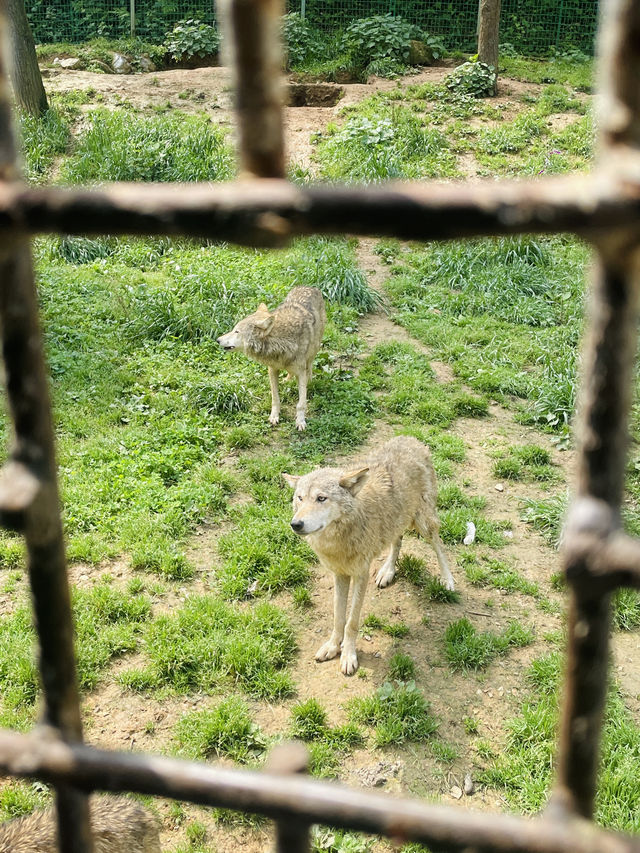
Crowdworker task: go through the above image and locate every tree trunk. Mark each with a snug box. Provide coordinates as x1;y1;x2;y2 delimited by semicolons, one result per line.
5;0;48;116
477;0;501;95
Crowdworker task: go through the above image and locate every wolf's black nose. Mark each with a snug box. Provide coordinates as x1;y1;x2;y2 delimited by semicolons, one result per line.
291;519;304;532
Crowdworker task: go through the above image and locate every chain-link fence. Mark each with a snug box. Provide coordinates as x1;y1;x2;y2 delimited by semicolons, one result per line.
28;0;598;55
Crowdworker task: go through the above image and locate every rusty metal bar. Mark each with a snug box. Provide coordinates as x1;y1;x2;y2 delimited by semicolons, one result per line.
265;742;311;853
218;0;286;178
0;171;637;246
1;729;639;853
555;0;640;820
0;6;93;851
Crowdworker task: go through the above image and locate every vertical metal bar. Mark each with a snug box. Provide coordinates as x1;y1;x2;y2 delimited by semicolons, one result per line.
265;742;311;853
0;4;93;851
300;0;306;19
554;0;640;820
219;0;286;178
130;0;135;39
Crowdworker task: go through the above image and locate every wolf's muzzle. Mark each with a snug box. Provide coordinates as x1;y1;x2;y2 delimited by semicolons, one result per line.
290;519;305;533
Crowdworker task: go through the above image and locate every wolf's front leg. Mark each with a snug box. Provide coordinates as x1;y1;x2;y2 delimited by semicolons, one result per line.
341;572;368;676
315;574;349;662
295;369;308;431
268;366;280;425
375;536;402;588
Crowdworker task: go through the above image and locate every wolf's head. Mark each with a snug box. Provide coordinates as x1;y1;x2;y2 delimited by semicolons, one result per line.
282;466;369;536
216;303;273;353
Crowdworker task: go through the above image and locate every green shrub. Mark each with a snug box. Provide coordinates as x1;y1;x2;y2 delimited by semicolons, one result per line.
164;19;221;61
175;696;265;762
348;680;438;746
282;13;320;67
445;61;497;97
342;15;420;70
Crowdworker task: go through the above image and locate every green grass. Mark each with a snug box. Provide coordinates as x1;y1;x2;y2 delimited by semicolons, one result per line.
18;108;70;183
388;652;416;681
461;554;539;597
289;698;364;777
361;613;410;638
0;582;151;718
492;444;557;482
481;652;640;830
118;596;296;700
61;109;235;184
444;617;534;671
348;681;438;747
174;696;266;763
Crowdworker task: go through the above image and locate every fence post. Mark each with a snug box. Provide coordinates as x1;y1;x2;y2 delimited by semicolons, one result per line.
266;742;311;853
130;0;135;38
477;0;500;94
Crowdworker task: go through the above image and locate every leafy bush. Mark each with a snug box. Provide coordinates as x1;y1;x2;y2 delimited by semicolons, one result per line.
164;19;221;61
365;58;408;78
282;13;319;67
445;61;497;97
341;15;419;70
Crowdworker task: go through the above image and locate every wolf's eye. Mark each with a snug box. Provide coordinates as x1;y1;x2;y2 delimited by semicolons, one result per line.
297;495;303;501
316;495;327;502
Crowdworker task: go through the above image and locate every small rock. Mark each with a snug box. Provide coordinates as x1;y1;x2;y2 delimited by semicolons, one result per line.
112;52;132;74
463;773;475;795
450;785;463;800
495;483;504;492
54;57;81;69
363;634;372;642
246;579;258;595
408;39;435;66
138;55;156;72
503;530;514;539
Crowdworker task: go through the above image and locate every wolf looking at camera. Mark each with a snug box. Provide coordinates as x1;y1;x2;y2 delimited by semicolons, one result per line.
283;435;454;676
216;286;326;431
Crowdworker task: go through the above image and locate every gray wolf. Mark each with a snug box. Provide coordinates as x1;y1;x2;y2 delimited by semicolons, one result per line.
283;435;454;676
0;797;161;852
217;287;326;431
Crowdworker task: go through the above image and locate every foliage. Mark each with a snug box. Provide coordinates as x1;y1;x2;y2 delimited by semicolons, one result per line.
445;61;497;98
61;110;234;183
348;681;438;746
119;597;296;700
164;19;221;61
18;108;69;184
341;15;421;70
444;618;533;671
282;13;320;68
175;696;265;762
163;19;220;61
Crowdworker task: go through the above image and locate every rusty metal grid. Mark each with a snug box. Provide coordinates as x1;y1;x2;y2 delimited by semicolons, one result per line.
0;0;639;851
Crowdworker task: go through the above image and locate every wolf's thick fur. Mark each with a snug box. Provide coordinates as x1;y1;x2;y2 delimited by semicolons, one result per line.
217;286;326;430
283;436;454;675
0;797;161;853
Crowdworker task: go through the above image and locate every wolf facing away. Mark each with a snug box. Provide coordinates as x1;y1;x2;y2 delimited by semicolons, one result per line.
216;286;326;431
0;796;162;853
283;436;454;676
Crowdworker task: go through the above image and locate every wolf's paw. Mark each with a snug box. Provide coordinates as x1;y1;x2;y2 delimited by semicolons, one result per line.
269;411;280;426
375;563;396;588
315;640;341;662
296;417;307;431
340;647;359;676
441;575;455;591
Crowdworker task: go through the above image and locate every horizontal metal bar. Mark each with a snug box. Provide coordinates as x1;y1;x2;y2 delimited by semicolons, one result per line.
0;172;638;246
0;729;638;853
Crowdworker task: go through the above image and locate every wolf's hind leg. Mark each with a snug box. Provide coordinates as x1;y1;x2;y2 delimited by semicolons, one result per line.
268;367;280;425
316;573;349;662
375;536;401;588
414;509;455;591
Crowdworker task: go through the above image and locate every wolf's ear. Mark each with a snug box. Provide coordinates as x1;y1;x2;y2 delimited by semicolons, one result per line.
339;467;369;495
254;314;274;331
256;302;270;314
282;473;299;489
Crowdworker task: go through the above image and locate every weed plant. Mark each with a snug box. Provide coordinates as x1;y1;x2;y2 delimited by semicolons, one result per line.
61;110;234;184
444;617;533;671
289;698;363;777
348;680;438;746
174;696;265;762
18;108;69;183
119;597;296;700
